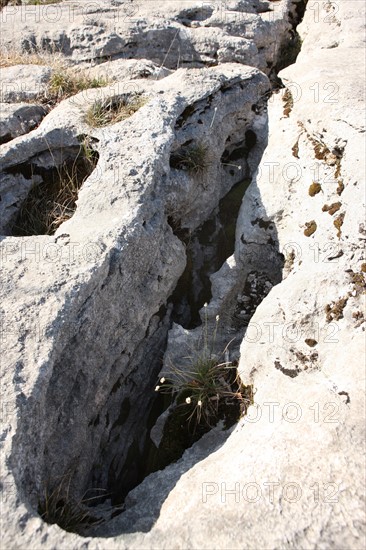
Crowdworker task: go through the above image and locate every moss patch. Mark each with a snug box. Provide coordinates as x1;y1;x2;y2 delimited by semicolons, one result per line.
292;139;299;158
322;202;341;215
348;270;366;295
325;297;348;322
282;88;293;117
305;338;317;347
304;220;317;237
334;212;345;238
308;182;321;196
336;180;345;195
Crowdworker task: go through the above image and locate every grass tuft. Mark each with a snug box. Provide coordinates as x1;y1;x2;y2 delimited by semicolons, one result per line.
47;70;108;103
85;94;147;127
0;47;108;104
38;472;112;534
156;311;252;431
170;142;209;175
1;1;63;7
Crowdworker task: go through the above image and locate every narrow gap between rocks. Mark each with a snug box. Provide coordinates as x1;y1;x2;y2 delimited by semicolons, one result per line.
12;0;309;537
170;177;252;329
90;0;308;531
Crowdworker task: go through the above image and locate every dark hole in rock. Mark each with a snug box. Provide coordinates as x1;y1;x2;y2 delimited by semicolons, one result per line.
274;31;302;72
170;178;251;329
221;130;257;166
9;142;99;236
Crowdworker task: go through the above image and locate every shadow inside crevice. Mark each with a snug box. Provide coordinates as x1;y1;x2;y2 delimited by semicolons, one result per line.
89;114;285;543
89;423;232;536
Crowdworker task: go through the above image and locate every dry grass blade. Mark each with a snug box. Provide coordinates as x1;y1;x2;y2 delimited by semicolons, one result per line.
1;0;63;8
38;472;108;534
13;140;98;236
170;142;209;175
47;70;109;103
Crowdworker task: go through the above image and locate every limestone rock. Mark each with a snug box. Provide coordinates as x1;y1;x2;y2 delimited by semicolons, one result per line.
0;0;296;73
93;1;365;548
0;64;51;102
85;58;172;82
0;102;48;143
0;63;270;548
0;0;364;549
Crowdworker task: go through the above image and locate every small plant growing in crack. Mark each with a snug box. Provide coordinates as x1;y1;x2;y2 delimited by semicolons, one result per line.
38;472;111;534
12;137;98;236
170;142;209;175
47;70;108;103
155;308;253;431
85;94;147;127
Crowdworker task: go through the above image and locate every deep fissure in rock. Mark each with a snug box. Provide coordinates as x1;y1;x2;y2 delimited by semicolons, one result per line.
104;170;255;507
8;0;310;536
93;0;309;525
170;177;252;329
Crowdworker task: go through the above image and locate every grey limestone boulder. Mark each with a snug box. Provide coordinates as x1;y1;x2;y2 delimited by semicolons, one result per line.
0;102;48;143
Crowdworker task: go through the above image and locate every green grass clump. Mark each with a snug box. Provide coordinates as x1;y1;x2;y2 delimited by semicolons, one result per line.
47;70;108;102
156;310;252;430
170;142;209;175
85;94;147;127
85;94;147;128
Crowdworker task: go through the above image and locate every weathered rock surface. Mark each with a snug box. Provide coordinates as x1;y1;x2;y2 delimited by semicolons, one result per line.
85;57;172;81
0;0;299;73
0;62;270;548
0;1;365;549
0;64;52;102
0;103;48;144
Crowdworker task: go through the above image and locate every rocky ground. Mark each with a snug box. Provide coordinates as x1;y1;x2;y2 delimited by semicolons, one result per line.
0;1;365;549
